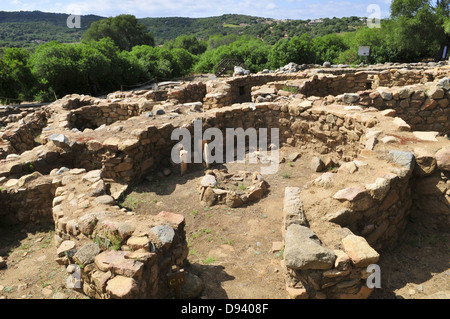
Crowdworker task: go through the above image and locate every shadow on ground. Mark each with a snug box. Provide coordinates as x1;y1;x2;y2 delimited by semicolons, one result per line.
370;207;450;299
0;222;54;258
185;262;235;299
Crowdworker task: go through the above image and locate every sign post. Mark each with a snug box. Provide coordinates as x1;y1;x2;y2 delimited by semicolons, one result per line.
358;46;370;66
167;265;186;299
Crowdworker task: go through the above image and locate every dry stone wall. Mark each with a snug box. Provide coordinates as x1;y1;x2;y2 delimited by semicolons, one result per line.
0;111;47;159
332;77;450;134
50;168;189;299
1;63;450;299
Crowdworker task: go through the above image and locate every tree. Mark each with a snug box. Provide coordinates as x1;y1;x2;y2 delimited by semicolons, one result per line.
193;36;270;74
0;47;35;103
82;15;155;51
268;34;315;69
166;35;207;55
312;33;348;64
29;40;147;100
130;45;196;80
386;1;446;61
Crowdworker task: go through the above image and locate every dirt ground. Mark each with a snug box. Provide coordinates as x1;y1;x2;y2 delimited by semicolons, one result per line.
0;148;449;299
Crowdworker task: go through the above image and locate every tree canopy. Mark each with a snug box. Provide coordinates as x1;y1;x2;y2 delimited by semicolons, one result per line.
82;15;155;51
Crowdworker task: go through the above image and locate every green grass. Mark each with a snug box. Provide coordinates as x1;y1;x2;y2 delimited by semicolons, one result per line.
281;172;291;179
94;234;122;251
275;249;284;259
202;228;212;234
191;210;199;216
223;239;234;246
121;195;143;210
203;257;216;264
223;24;240;28
282;85;299;94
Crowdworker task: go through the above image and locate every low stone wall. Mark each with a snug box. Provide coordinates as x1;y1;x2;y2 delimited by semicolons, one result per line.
97;101;365;184
0;166;190;299
302;72;372;97
0;172;54;225
282;125;450;299
167;82;207;104
51;169;189;299
412;147;450;227
204;74;307;109
0;111;47;159
327;151;415;250
371;68;449;89
282;187;379;299
69;102;141;130
332;77;450;134
1;65;450;300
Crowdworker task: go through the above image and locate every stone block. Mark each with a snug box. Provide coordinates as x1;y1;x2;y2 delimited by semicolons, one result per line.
341;235;380;267
284;224;335;270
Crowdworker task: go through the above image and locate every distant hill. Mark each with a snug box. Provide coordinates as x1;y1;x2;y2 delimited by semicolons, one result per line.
142;15;366;45
0;11;103;48
139;14;276;45
0;11;366;48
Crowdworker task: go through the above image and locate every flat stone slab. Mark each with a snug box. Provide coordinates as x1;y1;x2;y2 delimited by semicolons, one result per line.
333;187;367;202
389;150;415;171
106;276;138;299
392;117;411;131
284;224;335;270
82;170;102;183
412;131;439;142
95;251;128;272
333;187;372;211
57;240;76;257
200;174;217;187
48;134;69;147
381;136;400;144
283;187;308;228
110;258;144;279
127;236;151;251
95;195;115;206
341;235;379;267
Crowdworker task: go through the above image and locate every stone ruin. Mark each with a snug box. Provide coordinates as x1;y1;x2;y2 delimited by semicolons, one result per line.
198;170;268;208
0;61;449;299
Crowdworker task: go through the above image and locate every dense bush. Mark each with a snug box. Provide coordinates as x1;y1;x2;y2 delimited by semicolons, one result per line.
193;36;270;73
1;2;449;104
82;15;155;51
0;47;35;103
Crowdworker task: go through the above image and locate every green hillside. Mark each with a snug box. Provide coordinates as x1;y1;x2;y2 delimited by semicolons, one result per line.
0;11;103;48
0;11;365;48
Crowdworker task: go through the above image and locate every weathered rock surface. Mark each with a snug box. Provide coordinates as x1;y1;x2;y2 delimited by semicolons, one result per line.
284;224;335;270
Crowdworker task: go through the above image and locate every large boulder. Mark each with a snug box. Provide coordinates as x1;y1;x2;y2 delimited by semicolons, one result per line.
233;66;250;76
284;224;335;270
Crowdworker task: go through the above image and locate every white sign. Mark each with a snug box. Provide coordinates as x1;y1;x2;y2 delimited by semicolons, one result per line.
358;46;370;57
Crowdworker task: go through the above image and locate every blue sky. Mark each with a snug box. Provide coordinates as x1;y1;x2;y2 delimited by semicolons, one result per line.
2;0;393;20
